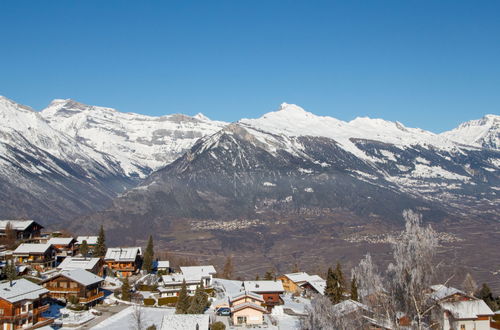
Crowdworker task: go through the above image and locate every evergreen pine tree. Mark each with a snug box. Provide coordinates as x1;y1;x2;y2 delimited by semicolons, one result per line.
350;275;359;301
121;277;131;301
4;260;17;285
332;262;345;304
324;267;335;301
187;281;208;314
176;279;190;314
80;240;89;258
95;225;107;257
477;283;498;311
143;235;154;273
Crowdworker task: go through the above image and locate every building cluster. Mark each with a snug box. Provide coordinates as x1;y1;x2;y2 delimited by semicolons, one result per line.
0;219;497;329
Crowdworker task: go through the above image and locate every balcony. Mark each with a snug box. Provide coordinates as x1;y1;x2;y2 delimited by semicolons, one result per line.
37;304;50;313
47;287;80;293
79;291;105;304
32;317;55;329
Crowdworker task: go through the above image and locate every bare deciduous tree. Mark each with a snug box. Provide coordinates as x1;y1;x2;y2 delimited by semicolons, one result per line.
462;273;477;296
131;304;144;330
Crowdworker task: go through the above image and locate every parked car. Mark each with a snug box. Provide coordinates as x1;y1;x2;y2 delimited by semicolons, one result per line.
216;307;231;316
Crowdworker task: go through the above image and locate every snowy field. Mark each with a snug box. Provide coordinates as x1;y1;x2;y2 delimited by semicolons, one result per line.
91;306;175;330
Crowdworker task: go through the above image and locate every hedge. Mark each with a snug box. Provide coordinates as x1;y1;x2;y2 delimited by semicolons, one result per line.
143;298;156;306
158;296;178;305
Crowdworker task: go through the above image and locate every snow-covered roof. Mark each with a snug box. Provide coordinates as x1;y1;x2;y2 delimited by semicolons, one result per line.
304;279;327;295
76;236;98;245
162;273;199;285
47;237;75;246
46;269;103;286
332;299;371;315
0;220;40;231
104;247;141;262
160;314;209;330
230;291;264;303
57;257;100;271
429;285;466;301
243;280;284;293
180;265;216;281
231;301;267;313
283;272;312;284
0;279;49;303
157;261;170;269
13;243;52;254
440;299;494;319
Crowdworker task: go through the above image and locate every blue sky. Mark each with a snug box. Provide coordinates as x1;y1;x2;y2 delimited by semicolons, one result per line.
1;1;499;132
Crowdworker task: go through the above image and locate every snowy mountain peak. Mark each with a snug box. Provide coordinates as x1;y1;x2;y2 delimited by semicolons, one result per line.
194;113;211;121
441;114;499;149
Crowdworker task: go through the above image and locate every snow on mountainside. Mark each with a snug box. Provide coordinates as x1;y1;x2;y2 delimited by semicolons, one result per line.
239;103;466;160
0;96;134;223
41;99;227;177
441;114;499;150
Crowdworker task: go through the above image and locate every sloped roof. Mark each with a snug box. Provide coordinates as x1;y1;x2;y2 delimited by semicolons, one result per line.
57;257;100;271
46;269;103;286
76;236;98;245
440;299;494;319
0;279;48;303
0;220;41;231
332;299;371;315
243;280;284;293
157;261;170;268
47;237;75;246
104;247;141;262
13;243;52;254
231;301;268;313
230;291;264;303
180;265;216;281
304;279;327;295
283;272;311;283
160;314;209;330
429;285;466;301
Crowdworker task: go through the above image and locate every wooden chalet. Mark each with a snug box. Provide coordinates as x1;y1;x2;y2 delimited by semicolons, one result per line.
41;269;104;305
0;220;43;241
0;279;53;329
104;247;142;277
242;280;284;312
12;244;56;271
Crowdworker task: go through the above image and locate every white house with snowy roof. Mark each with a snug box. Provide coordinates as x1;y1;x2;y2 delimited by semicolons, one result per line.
439;299;494;330
159;265;216;298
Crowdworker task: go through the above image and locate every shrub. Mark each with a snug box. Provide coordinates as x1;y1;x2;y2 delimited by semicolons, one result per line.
211;321;226;330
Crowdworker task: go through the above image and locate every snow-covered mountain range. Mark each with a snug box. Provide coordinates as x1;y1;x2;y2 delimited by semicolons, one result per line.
41;99;227;178
0;95;498;228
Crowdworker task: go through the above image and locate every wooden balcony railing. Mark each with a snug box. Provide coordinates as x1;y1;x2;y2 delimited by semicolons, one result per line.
47;287;80;293
32;317;55;329
79;291;104;303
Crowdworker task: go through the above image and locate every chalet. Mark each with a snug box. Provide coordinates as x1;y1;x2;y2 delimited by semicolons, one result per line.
0;279;53;329
179;266;216;288
12;243;56;271
156;261;170;273
47;237;77;262
277;272;326;295
229;291;266;325
0;220;43;240
41;269;104;305
104;247;142;277
159;265;216;298
439;299;494;329
242;280;284;311
56;257;104;276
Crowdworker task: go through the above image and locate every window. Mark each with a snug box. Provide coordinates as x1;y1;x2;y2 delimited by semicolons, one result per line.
237;316;247;324
0;308;4;315
460;325;465;330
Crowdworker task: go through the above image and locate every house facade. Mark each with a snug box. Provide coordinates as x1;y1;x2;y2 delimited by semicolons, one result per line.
12;243;56;271
277;272;326;296
42;269;104;305
0;279;53;329
230;291;266;326
104;247;142;277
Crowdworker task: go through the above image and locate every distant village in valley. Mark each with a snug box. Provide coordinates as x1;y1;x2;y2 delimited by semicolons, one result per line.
0;215;498;330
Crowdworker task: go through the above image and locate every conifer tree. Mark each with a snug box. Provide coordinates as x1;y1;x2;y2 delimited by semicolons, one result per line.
351;275;359;302
4;260;17;285
477;283;498;311
175;279;190;314
187;281;208;314
264;269;274;280
80;240;89;258
143;235;154;273
121;277;131;301
324;267;335;300
222;255;233;279
95;225;107;257
333;262;345;303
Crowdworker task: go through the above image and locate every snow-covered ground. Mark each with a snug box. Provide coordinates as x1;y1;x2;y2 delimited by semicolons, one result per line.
91;306;175;330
